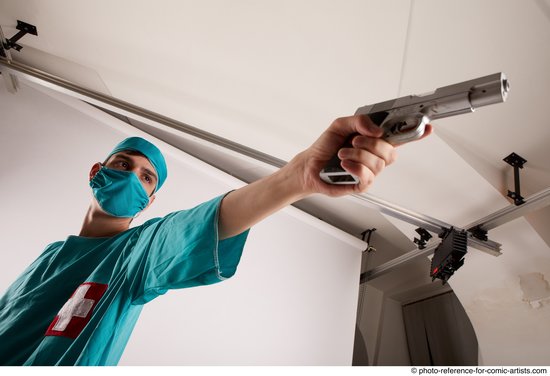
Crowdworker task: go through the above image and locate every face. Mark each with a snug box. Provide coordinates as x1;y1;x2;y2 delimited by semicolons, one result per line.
104;151;158;196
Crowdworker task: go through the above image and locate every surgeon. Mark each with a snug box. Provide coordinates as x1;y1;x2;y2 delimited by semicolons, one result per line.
0;115;431;366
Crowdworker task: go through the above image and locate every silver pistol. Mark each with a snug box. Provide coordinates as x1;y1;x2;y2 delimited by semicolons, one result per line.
320;72;510;185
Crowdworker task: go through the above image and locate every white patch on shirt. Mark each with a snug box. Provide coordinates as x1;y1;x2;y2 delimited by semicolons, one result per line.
52;284;95;331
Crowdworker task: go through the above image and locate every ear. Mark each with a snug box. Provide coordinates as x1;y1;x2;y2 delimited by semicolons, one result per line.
145;194;156;210
89;163;102;181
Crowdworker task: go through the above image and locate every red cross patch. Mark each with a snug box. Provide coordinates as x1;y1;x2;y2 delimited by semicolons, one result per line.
45;282;108;339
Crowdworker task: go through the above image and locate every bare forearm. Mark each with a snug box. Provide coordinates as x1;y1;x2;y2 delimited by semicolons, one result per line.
218;158;309;239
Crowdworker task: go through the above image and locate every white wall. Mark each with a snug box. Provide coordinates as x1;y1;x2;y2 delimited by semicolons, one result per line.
358;285;384;365
356;284;410;366
0;80;366;365
376;297;410;366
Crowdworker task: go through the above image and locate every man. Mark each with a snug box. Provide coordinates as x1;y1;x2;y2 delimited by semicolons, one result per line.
0;114;431;365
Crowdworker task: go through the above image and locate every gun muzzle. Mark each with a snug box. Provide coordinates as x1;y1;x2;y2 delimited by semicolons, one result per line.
469;72;509;109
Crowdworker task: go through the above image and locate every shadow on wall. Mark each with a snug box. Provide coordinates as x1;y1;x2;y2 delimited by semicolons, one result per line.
353;325;369;366
403;291;478;366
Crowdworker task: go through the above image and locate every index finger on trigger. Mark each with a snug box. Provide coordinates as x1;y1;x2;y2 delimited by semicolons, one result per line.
355;114;384;138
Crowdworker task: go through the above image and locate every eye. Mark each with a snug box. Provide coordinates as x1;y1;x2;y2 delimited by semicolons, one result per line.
143;175;152;184
114;160;129;169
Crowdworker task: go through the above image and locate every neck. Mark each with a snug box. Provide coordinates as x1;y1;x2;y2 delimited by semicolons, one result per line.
79;205;132;238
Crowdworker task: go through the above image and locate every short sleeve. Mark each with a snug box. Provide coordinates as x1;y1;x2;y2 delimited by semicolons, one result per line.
128;194;249;304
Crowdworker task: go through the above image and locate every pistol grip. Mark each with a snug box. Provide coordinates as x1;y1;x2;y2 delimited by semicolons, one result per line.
319;135;358;184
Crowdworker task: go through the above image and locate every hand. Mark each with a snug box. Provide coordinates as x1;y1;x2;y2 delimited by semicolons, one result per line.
286;114;433;197
218;115;432;238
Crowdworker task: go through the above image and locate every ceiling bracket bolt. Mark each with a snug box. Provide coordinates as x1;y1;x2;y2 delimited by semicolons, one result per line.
503;152;527;206
413;227;432;250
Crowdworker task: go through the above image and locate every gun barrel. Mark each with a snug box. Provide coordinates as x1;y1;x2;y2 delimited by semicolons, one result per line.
469;73;509;109
357;72;509;117
427;72;509;120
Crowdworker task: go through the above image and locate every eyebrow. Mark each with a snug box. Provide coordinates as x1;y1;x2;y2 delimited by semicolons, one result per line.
111;154;158;184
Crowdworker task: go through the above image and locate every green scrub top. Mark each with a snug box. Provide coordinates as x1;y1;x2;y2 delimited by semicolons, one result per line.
0;194;249;366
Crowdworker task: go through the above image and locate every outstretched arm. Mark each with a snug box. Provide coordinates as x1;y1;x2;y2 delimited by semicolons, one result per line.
218;114;432;239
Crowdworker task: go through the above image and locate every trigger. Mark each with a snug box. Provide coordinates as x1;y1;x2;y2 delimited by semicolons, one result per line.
391;119;417;134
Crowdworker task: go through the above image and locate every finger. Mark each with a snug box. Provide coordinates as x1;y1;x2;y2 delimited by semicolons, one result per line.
329;114;384;139
350;136;397;166
418;124;433;140
340;159;376;191
355;114;384;138
339;148;386;176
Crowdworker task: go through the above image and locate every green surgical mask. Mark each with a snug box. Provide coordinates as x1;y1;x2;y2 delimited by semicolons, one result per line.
89;165;150;218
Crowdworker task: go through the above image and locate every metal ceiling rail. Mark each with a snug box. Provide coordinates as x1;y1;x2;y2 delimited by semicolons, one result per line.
361;242;439;283
466;187;550;231
362;187;550;281
0;57;502;256
0;58;287;169
347;193;449;234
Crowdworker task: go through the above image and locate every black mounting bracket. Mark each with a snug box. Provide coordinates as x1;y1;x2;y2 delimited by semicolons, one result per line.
2;20;38;53
503;152;527;206
361;228;377;253
413;227;433;250
469;225;488;242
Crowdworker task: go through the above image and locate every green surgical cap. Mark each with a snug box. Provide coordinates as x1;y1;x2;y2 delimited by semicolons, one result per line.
107;137;167;192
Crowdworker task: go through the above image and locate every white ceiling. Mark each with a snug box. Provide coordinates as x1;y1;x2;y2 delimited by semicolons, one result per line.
1;0;549;304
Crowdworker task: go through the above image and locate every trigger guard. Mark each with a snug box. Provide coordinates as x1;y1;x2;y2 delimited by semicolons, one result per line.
382;114;429;144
